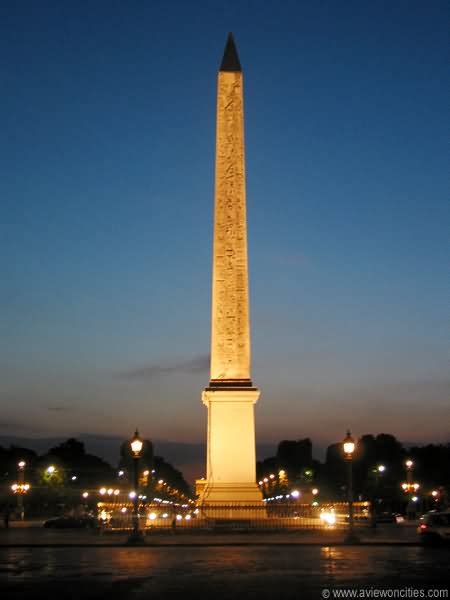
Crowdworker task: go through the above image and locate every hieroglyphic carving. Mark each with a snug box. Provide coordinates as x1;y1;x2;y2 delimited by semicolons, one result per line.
210;71;251;381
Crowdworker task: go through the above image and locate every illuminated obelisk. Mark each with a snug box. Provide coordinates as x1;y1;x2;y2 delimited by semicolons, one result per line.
200;34;262;504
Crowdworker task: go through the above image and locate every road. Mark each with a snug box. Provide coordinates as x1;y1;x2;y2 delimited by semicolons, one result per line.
1;544;449;599
0;521;421;545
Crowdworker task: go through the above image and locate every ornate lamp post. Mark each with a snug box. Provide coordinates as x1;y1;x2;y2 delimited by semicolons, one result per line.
127;429;145;544
11;461;30;521
370;464;386;529
17;461;26;520
404;459;416;520
343;430;359;543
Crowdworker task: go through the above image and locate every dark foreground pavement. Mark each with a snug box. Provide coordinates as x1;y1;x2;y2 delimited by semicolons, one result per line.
0;543;449;599
0;521;424;546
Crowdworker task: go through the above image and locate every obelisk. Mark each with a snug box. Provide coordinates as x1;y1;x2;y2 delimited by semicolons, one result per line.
200;34;262;504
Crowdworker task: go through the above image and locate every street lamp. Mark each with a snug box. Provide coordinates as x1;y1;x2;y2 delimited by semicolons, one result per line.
370;464;386;529
342;430;359;543
17;461;26;520
127;429;145;544
404;459;417;520
13;461;30;521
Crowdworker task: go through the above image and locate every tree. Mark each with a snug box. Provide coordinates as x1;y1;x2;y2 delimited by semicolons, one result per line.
39;438;114;487
276;438;313;481
49;438;85;461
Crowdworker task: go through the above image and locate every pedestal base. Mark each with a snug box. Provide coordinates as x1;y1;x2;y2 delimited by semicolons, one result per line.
200;482;263;504
198;483;264;519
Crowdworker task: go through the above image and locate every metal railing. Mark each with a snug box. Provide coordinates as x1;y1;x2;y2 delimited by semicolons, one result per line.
100;501;370;532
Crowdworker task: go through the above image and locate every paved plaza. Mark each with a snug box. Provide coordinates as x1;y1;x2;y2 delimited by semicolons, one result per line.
1;544;449;599
0;524;448;599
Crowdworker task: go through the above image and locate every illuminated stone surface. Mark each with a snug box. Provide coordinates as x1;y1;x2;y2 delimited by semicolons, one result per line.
210;67;250;383
201;34;262;505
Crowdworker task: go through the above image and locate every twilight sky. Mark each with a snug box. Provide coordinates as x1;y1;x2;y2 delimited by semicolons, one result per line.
1;1;448;472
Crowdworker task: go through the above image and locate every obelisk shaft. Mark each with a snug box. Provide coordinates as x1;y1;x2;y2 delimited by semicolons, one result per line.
210;36;251;385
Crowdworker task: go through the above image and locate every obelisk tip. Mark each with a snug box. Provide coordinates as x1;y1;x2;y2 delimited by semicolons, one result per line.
219;32;242;72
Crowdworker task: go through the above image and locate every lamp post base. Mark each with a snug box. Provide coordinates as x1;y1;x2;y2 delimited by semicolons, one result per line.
127;530;145;545
343;530;360;544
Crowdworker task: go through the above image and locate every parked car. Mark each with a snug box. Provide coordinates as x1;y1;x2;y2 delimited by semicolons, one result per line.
417;510;450;544
376;512;403;523
43;515;99;529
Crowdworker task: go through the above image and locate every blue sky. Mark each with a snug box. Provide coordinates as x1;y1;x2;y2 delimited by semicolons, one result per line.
1;1;448;471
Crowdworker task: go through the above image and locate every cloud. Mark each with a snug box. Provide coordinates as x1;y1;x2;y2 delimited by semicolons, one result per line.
116;354;210;381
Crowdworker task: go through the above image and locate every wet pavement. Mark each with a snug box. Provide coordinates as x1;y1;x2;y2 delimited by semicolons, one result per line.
0;522;422;546
0;541;449;599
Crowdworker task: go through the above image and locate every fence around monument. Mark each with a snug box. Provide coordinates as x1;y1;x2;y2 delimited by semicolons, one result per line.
99;501;370;531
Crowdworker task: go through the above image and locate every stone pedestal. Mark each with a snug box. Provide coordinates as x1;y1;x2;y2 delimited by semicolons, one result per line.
199;387;262;505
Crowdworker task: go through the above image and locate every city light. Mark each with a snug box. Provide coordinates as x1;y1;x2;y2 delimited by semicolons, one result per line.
99;488;106;495
130;430;143;457
343;431;356;457
320;511;336;526
401;482;420;492
312;488;319;495
46;465;56;474
82;492;89;498
18;461;26;469
291;490;300;499
11;483;30;493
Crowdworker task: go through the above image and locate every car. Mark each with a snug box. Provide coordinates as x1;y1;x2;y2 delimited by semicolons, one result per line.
43;515;99;529
376;512;404;524
417;510;450;544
